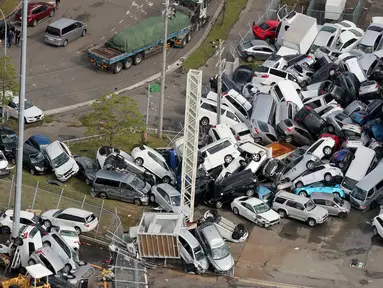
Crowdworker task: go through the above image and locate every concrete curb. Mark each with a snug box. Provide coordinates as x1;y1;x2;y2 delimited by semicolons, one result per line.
44;1;225;116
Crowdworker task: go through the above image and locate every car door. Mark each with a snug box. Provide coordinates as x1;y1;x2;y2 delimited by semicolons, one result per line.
54;213;74;227
22;150;31;170
32;6;44;22
295;127;312;145
40;5;50;19
147;151;166;178
157;187;172;211
325;199;338;215
305;165;325;184
119;182;135;203
73;22;84;39
375;217;383;237
240;202;255;221
285;200;300;220
250;47;267;59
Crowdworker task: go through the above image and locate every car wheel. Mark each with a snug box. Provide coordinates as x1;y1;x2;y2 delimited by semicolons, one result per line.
299;191;308;197
85;178;90;185
63;264;72;273
324;173;333;182
278;209;286;218
323;146;332;156
28;259;36;266
338;162;345;169
43;241;51;247
296;181;304;188
232;207;239;215
49;9;55;17
300;80;307;88
245;189;255;197
306;161;315;170
30;169;35;175
75;227;82;235
187;33;192;43
113;62;123;74
1;226;10;235
240;160;247;167
63;39;68;47
123;58;133;70
307;218;316;227
133;53;143;65
100;192;108;199
32;19;38;27
44;220;51;228
327;125;335;133
162;176;171;184
338;212;347;219
224;155;233;164
215;201;223;209
254;137;262;143
150;194;155;203
200;117;209;126
329;69;336;76
285;135;293;143
246;55;254;63
252;153;261;162
82;29;87;37
333;192;341;198
373;226;378;236
134;198;142;206
134;157;144;166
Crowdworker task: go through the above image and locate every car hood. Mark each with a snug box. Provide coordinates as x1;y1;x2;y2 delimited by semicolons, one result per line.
41;209;60;219
24;105;43;118
0;159;8;169
54;158;77;176
259;209;280;222
301;89;320;100
311;206;328;218
210;254;234;272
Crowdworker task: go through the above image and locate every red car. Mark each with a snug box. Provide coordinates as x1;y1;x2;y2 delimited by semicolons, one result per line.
15;2;55;27
320;133;341;152
252;20;280;42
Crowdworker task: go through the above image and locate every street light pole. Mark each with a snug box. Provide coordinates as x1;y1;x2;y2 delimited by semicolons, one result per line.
12;0;28;239
0;9;7;123
212;39;225;125
158;0;169;138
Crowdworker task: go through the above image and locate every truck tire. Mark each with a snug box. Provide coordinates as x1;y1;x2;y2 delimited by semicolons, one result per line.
133;53;143;65
123;58;133;69
113;62;123;74
187;33;192;43
181;38;187;47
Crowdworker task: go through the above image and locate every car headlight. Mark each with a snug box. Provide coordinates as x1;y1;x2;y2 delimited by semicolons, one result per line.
35;166;44;171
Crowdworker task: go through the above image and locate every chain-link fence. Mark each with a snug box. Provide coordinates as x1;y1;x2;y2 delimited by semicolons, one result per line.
0;175;120;243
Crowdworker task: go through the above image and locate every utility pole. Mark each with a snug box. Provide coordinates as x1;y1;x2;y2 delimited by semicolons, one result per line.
0;8;7;123
12;0;28;239
212;39;225;125
158;0;170;138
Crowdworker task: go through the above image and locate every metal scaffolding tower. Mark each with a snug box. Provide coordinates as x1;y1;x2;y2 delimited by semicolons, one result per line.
180;69;202;222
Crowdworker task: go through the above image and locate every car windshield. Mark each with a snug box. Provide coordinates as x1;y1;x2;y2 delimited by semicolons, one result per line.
29;152;45;164
131;177;145;190
305;199;316;211
267;54;281;61
253;202;270;213
51;152;69;168
60;230;78;237
240;41;253;49
211;244;230;260
194;246;206;261
342;176;358;190
233;70;251;84
85;159;99;170
343;129;360;137
333;194;344;206
25;100;33;109
358;44;373;54
53;209;63;217
260;23;269;30
1;133;17;144
351;186;367;201
321;26;337;33
309;44;320;54
170;195;180;206
368;25;383;33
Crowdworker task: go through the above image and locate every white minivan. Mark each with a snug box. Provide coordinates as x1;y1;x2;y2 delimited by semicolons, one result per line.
208;123;236;143
200;138;240;172
199;98;242;127
46;141;79;182
269;80;304;108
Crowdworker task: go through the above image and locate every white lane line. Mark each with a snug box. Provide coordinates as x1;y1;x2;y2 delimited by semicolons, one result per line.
119;20;123;23
126;10;130;15
111;28;115;32
101;36;105;40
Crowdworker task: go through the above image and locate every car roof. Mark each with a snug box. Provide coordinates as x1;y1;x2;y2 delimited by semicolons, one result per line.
48;18;79;29
276;190;310;203
29;134;51;145
179;229;200;248
314;30;335;46
231;122;249;132
23;143;41;154
34;246;65;271
199;222;224;248
361;26;383;45
62;208;93;217
157;183;179;196
250;39;273;48
45;141;64;159
310;192;335;200
242;197;263;205
5;209;36;219
95;169;133;182
265;19;279;26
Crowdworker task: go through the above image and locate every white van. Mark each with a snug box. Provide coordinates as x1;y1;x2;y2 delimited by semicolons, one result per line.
200;138;240;172
270;80;304;108
341;146;377;194
338;53;368;83
208;123;236;143
253;66;301;92
199;98;242;127
46;140;79;182
230;123;254;143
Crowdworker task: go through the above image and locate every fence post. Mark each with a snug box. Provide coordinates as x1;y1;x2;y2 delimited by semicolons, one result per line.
56;188;64;209
96;200;105;233
80;195;87;210
31;181;39;209
7;175;14;209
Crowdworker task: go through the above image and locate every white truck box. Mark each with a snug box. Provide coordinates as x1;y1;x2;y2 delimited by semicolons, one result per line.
325;0;346;20
282;14;318;55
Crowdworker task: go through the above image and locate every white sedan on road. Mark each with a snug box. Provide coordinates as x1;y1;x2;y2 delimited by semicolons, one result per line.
293;163;344;188
231;196;280;227
7;97;44;123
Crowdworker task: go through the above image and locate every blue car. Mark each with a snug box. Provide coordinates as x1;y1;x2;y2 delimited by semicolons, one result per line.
295;182;346;198
25;134;52;154
363;119;383;142
350;110;369;125
330;149;354;171
255;185;274;205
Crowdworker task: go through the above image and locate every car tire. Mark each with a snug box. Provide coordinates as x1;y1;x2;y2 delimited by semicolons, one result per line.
150;194;155;203
63;39;68;47
324;173;333;182
134;157;144;166
245;189;255;197
215;201;223;209
49;9;55;17
327;125;335;133
43;241;51;247
285;135;293;143
306;161;315;170
338;212;347;219
200;117;209;126
232;207;239;215
300;80;307;88
133;53;143;65
113;62;123;74
85;178;90;185
296;181;304;188
181;38;187;47
224;155;233;164
30;169;35;175
323;146;332;156
329;69;336;76
32;19;38;27
187;33;192;43
252;153;261;162
82;29;87;37
1;226;10;235
264;37;272;43
162;176;171;184
63;264;72;273
246;55;254;63
100;192;108;199
75;227;82;235
299;191;308;197
123;58;133;70
278;209;286;218
44;220;52;228
28;259;36;266
134;198;142;206
338;162;345;169
307;218;316;227
333;192;341;198
373;226;378;236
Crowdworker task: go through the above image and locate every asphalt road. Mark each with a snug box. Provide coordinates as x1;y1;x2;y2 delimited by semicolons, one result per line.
6;0;219;111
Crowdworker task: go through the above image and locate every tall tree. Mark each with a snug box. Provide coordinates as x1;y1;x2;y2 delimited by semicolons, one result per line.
83;93;145;146
0;56;19;121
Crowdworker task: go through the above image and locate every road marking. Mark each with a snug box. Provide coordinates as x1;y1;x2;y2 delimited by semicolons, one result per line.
101;36;105;40
126;10;130;15
235;278;314;288
111;28;115;32
119;19;123;23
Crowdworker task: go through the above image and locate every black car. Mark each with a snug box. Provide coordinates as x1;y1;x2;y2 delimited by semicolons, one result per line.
23;144;50;175
367;99;383;120
330;149;354;171
0;126;17;162
232;65;254;91
310;62;339;84
210;72;241;93
295;106;327;137
204;170;257;209
335;71;360;104
75;156;100;185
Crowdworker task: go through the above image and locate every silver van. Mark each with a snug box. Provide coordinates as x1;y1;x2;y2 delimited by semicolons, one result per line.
275;101;299;125
341;146;377;194
92;170;150;205
45;18;87;47
350;160;383;211
247;93;277;144
311;192;351;218
272;191;329;227
179;229;209;274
